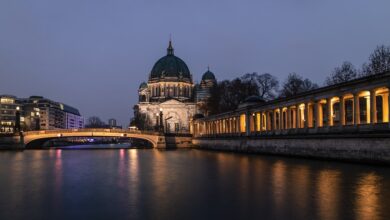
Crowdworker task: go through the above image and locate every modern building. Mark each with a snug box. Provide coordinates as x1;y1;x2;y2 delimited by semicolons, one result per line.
0;95;21;134
1;95;84;132
108;118;117;128
134;41;217;133
64;105;84;129
108;118;122;129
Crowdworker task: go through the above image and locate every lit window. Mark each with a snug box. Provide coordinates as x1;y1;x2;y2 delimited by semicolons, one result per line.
0;98;14;104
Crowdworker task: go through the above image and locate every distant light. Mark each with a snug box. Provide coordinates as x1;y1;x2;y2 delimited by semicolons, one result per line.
57;133;62;137
16;106;20;111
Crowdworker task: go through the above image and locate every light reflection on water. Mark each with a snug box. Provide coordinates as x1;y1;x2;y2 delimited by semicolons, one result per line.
0;149;389;220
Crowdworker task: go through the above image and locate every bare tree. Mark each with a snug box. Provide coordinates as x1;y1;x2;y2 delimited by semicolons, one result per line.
241;72;279;101
325;61;357;85
85;116;106;128
206;78;259;115
361;45;390;76
279;73;318;98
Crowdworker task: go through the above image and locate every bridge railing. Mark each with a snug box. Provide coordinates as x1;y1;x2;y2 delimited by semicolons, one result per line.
23;129;161;136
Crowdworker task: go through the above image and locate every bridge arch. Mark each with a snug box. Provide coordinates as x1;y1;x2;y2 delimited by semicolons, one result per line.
22;129;165;149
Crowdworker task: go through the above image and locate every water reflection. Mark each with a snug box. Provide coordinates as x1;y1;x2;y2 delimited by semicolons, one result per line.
355;173;381;220
291;165;310;218
316;169;341;220
272;160;287;216
0;150;389;220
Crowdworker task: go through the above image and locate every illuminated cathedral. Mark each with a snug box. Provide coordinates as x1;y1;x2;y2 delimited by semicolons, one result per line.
134;41;217;133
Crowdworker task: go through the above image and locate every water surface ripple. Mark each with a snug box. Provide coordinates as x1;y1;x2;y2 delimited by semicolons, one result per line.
0;149;389;220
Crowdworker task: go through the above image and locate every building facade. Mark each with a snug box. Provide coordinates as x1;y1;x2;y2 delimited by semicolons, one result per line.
0;95;84;133
134;41;217;133
192;72;390;137
0;95;21;134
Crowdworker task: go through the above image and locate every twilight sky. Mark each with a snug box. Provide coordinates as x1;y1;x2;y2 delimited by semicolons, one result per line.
1;0;390;126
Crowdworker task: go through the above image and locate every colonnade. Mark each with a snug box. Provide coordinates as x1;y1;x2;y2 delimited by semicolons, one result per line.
193;86;390;137
149;83;193;99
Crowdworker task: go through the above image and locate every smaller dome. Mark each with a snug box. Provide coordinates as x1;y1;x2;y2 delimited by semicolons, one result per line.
202;69;216;81
139;82;147;89
243;95;265;103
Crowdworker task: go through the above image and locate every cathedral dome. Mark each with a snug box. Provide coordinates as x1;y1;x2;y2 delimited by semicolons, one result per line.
202;68;216;81
149;41;191;82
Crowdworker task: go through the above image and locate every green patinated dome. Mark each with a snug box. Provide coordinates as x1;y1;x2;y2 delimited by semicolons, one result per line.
149;41;191;81
139;82;147;89
202;69;216;81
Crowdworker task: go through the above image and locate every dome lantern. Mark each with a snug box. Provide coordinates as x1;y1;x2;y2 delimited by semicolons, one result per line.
167;40;174;56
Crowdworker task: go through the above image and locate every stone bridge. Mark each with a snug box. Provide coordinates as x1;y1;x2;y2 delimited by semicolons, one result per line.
19;129;167;149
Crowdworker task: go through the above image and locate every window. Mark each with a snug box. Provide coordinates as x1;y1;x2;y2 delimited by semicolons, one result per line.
0;98;14;104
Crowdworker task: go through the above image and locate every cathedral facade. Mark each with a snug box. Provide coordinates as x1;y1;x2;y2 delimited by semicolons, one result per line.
133;41;217;133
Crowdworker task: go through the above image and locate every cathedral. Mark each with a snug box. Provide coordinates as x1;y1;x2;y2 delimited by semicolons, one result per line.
134;41;217;133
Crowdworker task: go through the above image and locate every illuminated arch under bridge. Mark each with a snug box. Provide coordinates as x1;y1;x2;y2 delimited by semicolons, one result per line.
21;129;167;149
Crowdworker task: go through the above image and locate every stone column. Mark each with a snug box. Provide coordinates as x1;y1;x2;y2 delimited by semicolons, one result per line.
267;112;271;131
340;96;345;126
284;109;288;129
387;91;390;123
259;112;263;132
315;101;320;128
287;108;291;129
252;113;256;133
354;94;360;125
246;112;250;136
370;89;377;124
304;103;309;128
278;108;282;130
237;117;240;133
235;117;239;133
327;97;333;127
296;104;300;129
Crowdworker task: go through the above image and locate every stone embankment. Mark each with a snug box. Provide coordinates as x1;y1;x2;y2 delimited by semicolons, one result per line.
193;134;390;165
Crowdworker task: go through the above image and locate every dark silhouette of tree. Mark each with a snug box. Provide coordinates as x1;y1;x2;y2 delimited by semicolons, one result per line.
131;105;149;130
206;78;259;115
325;61;357;85
85;116;107;128
241;72;279;101
361;45;390;76
279;73;318;98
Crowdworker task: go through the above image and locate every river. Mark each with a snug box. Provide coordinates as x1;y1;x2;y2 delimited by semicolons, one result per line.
0;147;389;220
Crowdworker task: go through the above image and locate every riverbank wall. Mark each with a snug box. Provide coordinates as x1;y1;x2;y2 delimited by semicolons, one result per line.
192;134;390;165
0;136;23;150
164;134;193;148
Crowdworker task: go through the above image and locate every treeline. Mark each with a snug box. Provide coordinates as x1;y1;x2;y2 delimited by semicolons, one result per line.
204;45;390;115
85;116;109;128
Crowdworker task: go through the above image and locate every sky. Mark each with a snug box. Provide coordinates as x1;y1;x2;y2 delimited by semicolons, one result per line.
1;0;390;126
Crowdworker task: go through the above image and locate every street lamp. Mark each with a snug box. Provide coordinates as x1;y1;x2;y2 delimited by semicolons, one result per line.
155;113;159;131
14;106;21;133
35;111;40;131
159;108;164;133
